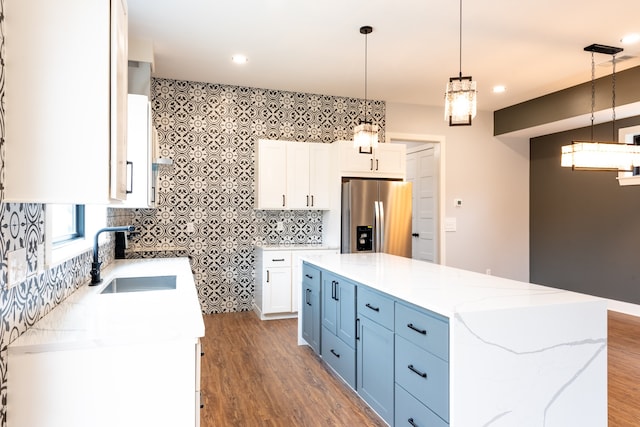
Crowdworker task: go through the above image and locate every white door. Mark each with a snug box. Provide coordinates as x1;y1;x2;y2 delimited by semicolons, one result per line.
407;144;438;263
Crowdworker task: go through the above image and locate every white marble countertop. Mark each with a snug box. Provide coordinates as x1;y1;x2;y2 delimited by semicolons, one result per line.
9;257;205;354
255;244;339;251
300;252;603;317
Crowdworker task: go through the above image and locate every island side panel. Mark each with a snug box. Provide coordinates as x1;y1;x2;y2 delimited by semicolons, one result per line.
450;300;607;426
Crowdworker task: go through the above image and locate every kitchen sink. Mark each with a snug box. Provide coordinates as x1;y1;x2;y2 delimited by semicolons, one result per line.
100;275;177;294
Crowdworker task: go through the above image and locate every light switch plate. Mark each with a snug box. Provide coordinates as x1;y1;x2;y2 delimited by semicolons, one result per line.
7;248;28;288
444;217;457;232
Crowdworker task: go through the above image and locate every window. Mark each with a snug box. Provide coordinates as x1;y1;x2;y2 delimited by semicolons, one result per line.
50;204;85;245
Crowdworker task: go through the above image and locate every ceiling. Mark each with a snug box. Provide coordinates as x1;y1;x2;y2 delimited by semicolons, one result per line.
127;0;640;113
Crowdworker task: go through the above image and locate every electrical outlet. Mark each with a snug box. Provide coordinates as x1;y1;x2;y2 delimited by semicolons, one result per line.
7;248;28;288
37;243;45;273
186;223;195;233
276;221;284;232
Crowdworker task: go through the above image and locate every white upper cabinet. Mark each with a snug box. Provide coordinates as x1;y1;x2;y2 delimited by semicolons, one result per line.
337;141;406;179
255;140;288;209
4;0;128;204
255;140;332;210
287;143;331;209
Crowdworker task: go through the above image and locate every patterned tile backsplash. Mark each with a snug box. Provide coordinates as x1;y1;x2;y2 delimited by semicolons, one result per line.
129;78;385;314
0;0;384;423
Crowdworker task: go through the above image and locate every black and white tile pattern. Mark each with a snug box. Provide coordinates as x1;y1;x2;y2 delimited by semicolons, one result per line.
129;78;385;314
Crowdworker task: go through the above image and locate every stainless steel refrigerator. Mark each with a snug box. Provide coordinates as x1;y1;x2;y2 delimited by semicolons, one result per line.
341;179;412;258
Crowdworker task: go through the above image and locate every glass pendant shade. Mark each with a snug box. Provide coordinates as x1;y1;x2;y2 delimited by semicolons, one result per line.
353;122;379;149
444;76;477;126
561;141;640;171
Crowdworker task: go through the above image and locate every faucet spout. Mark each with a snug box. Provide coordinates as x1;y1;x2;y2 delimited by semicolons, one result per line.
90;225;135;285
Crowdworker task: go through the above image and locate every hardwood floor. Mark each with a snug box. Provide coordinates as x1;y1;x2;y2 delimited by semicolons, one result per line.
608;311;640;426
200;310;640;426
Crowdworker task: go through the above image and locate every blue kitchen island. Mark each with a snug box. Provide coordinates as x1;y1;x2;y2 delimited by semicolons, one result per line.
298;252;607;427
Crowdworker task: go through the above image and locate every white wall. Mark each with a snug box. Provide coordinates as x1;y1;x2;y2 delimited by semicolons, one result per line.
386;102;530;281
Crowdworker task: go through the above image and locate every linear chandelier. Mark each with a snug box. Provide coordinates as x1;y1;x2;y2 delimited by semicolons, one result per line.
561;44;640;171
353;25;379;150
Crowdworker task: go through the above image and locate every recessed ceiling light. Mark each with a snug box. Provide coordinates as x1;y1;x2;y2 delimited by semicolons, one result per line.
231;54;248;64
492;85;506;93
621;33;640;45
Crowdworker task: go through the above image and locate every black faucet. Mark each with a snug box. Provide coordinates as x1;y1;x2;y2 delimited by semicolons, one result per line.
90;225;135;285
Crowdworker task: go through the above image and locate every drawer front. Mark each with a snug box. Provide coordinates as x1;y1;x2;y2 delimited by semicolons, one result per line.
395;384;448;427
263;250;291;268
395;335;449;422
358;286;394;330
302;263;321;288
321;327;356;389
395;302;449;361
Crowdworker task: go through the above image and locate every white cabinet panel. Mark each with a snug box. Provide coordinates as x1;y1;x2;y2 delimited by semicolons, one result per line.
4;0;128;204
337;140;406;179
255;140;332;210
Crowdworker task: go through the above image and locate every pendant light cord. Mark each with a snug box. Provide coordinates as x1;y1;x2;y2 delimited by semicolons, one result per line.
364;30;368;123
590;51;595;141
458;0;463;79
612;54;617;141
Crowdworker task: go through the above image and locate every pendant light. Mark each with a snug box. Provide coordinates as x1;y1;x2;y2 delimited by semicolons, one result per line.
444;0;477;126
353;25;379;150
560;44;640;171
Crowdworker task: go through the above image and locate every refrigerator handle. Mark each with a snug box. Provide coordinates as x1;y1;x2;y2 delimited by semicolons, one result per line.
374;201;380;252
379;201;385;252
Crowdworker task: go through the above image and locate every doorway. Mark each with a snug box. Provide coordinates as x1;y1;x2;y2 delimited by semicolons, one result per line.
388;134;443;264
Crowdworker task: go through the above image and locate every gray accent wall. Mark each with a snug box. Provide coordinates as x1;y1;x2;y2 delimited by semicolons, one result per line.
530;116;640;303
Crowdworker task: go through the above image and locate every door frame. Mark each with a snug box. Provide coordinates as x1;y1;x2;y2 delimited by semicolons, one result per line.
386;132;445;265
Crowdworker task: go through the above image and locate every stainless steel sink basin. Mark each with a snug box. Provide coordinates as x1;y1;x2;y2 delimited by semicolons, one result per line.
100;275;177;294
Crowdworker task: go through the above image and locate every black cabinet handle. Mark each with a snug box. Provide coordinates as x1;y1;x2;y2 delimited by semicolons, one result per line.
266;270;270;283
408;418;418;427
376;159;379;171
306;195;309;207
305;288;311;306
407;323;427;335
311;195;314;207
412;233;419;238
271;258;285;262
330;349;340;358
305;274;313;279
370;158;374;171
126;161;134;194
282;194;285;207
356;318;360;340
408;364;427;378
365;303;380;312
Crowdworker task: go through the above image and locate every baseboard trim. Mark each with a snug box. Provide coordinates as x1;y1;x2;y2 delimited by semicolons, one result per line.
607;299;640;317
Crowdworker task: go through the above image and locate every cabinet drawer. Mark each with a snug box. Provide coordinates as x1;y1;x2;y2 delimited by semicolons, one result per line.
395;384;448;427
395;335;449;422
263;251;291;267
302;263;321;288
321;326;356;389
357;286;394;330
395;302;449;361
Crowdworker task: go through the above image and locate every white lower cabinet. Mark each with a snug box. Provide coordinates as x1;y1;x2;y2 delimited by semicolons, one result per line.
254;247;339;320
8;338;200;427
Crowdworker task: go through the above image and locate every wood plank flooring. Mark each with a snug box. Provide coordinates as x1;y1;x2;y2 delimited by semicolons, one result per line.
200;310;640;426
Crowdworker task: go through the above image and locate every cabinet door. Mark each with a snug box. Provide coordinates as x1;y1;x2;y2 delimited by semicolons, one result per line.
287;143;311;208
308;143;332;209
255;140;288;209
374;144;406;176
302;263;321;354
357;315;395;425
4;0;120;203
339;141;375;174
110;0;129;201
322;273;338;333
118;94;152;208
263;267;292;314
336;279;356;347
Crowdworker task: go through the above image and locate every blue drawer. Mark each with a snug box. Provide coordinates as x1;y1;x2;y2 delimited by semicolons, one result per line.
395;383;448;427
395;302;449;362
395;335;449;422
358;286;394;330
321;326;356;389
302;263;321;288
